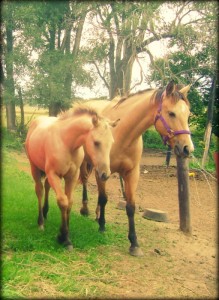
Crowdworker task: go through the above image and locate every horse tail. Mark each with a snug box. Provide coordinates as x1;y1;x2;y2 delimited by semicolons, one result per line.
40;170;46;178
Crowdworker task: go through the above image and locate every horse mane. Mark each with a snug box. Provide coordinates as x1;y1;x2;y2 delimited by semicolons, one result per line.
58;103;99;120
113;88;154;107
152;84;190;106
114;84;190;108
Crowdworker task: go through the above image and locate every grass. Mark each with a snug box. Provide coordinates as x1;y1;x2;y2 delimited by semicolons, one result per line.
1;109;216;297
3;130;214;298
1;151;129;298
1;148;169;299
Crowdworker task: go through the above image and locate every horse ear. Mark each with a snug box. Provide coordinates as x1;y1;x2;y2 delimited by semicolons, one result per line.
109;118;120;128
165;80;176;96
92;115;99;127
179;84;191;97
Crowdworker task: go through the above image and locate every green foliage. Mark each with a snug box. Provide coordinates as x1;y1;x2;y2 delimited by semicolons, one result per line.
146;2;217;132
142;128;216;172
191;129;217;158
142;129;166;150
2;0;93;115
1;127;24;151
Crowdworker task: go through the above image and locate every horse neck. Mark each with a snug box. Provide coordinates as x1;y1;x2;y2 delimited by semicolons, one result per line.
110;91;158;146
59;115;92;149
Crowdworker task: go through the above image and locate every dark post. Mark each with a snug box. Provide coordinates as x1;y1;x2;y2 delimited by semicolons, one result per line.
176;156;192;234
165;145;172;167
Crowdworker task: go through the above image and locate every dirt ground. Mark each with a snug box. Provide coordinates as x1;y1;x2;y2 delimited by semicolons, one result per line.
13;149;218;298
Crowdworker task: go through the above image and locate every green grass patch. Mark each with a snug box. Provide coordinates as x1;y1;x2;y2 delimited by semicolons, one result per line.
1;151;128;298
1;127;24;151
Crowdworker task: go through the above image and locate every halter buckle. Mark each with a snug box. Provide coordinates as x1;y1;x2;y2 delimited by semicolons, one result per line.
167;130;174;138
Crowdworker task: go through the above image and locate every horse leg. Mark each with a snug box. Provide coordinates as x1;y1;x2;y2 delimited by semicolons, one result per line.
80;161;93;216
43;177;50;219
80;180;89;216
30;164;44;230
47;172;73;250
122;166;143;256
64;169;78;232
95;203;100;222
95;171;107;232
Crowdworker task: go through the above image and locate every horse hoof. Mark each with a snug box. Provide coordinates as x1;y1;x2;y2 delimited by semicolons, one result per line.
38;225;44;231
98;226;105;233
80;207;89;216
129;246;144;257
66;244;73;251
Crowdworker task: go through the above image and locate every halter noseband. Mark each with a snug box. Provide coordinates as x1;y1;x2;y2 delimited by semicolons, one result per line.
154;92;191;145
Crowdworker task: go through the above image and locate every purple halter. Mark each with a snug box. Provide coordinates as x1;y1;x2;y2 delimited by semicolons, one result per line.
154;92;191;145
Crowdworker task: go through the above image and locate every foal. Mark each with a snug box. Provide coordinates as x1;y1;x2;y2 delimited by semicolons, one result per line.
25;105;118;250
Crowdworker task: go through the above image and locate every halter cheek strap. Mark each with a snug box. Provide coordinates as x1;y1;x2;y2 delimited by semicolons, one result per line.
154;93;191;145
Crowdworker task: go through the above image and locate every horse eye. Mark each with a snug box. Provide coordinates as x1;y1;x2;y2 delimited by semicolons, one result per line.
94;141;100;147
168;111;176;118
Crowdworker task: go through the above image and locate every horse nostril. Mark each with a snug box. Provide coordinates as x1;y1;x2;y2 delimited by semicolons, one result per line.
183;146;190;157
101;173;109;181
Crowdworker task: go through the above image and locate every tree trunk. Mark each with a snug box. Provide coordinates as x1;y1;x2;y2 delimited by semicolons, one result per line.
201;76;216;168
5;13;16;130
63;22;72;101
108;31;136;99
123;53;135;96
109;39;117;99
6;103;16;131
63;12;86;102
49;102;61;116
18;87;25;134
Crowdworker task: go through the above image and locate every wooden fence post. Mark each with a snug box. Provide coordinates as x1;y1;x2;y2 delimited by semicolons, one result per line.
176;156;192;234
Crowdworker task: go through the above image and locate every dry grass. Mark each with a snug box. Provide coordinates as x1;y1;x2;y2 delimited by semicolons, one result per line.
1;105;48;127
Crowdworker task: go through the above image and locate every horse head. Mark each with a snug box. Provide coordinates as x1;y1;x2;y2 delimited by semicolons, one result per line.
154;81;194;158
85;115;119;181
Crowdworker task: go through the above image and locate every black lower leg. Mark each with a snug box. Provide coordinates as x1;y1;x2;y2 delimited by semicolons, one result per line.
43;201;49;219
126;203;139;249
98;194;107;232
57;226;72;247
38;211;44;227
57;207;72;249
43;179;50;219
80;184;89;216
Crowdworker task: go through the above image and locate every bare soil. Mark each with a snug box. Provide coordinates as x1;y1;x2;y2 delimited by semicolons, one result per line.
13;149;218;299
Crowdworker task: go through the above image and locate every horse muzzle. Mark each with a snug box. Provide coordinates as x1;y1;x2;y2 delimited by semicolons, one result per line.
96;166;111;181
100;172;110;181
174;143;194;158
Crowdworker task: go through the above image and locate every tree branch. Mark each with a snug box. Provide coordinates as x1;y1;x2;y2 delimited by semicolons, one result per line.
130;55;144;92
136;33;175;54
144;48;166;85
92;61;110;90
72;14;86;56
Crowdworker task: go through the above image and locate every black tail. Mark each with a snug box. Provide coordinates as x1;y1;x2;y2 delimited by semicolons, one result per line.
40;170;46;178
